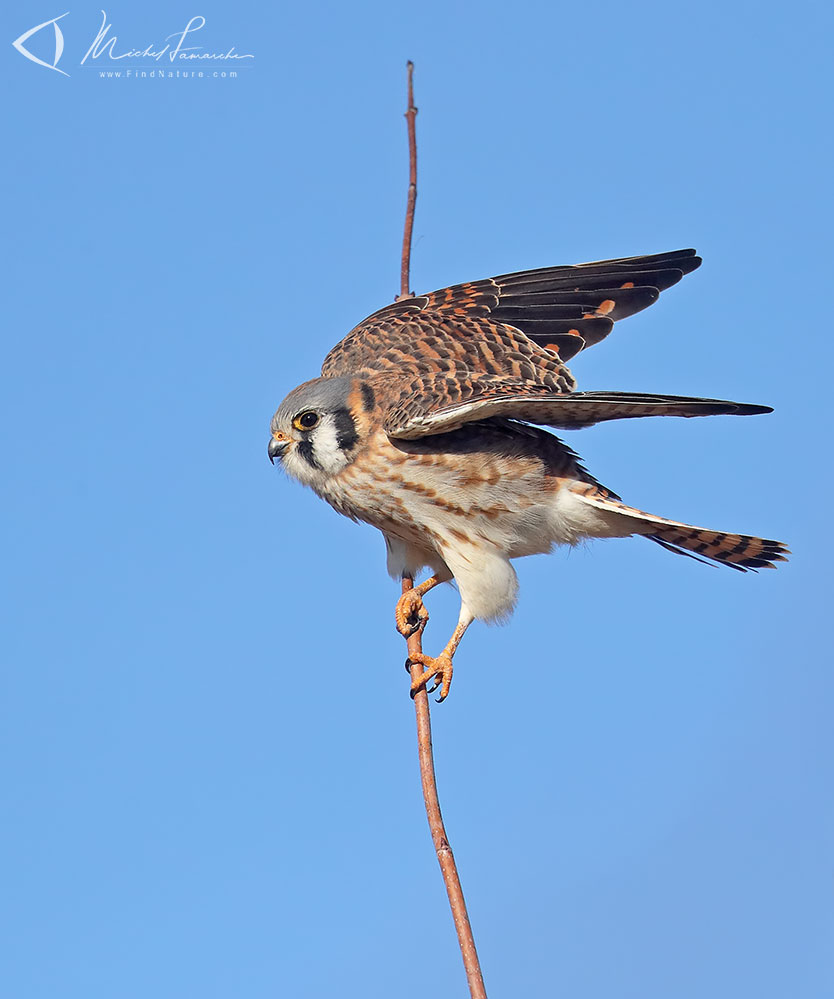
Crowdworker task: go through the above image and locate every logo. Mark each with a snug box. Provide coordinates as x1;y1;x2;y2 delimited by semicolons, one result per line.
12;11;254;79
12;12;69;76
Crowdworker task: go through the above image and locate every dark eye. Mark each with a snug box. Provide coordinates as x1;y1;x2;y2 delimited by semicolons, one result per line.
292;411;319;431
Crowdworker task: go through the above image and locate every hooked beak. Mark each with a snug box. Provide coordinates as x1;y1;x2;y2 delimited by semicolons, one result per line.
268;435;289;464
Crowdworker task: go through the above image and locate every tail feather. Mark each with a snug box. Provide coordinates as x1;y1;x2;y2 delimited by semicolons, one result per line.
645;527;789;572
570;486;790;572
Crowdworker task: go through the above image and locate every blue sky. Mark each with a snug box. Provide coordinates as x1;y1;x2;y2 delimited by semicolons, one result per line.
3;2;831;996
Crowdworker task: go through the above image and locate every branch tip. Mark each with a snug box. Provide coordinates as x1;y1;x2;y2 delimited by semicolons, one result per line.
398;61;418;301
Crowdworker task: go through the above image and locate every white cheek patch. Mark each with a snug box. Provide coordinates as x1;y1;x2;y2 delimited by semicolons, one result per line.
309;414;352;475
282;413;352;487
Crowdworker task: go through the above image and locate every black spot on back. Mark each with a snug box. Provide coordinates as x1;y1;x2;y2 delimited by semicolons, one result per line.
334;408;359;451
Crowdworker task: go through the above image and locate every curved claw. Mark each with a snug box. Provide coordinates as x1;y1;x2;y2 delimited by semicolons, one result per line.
408;653;454;702
395;589;429;638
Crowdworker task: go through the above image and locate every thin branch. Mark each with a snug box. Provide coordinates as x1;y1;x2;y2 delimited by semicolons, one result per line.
401;577;488;999
397;61;418;301
395;62;486;999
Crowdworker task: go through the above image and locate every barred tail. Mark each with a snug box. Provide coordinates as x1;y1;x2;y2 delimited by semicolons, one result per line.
645;525;789;571
569;486;790;572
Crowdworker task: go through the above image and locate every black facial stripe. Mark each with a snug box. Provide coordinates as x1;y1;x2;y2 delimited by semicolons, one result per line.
333;408;359;451
359;382;375;412
296;440;321;470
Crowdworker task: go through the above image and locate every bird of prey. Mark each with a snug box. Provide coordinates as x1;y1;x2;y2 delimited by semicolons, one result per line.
269;249;788;700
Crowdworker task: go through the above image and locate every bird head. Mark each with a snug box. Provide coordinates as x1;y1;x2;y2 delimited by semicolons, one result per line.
268;375;372;487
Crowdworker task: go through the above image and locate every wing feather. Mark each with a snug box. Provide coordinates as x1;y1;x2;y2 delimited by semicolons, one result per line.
383;388;772;439
322;248;701;376
316;248;768;441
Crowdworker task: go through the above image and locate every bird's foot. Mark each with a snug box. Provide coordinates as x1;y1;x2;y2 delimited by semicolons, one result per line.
395;589;429;637
408;653;454;702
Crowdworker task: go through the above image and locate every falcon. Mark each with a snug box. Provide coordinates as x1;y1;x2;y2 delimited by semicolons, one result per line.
268;249;788;700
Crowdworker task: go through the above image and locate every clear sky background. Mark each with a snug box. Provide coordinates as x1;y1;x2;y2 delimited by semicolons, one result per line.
4;2;832;997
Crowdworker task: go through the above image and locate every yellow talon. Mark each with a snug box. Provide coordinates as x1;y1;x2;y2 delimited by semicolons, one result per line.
409;653;454;702
395;589;429;637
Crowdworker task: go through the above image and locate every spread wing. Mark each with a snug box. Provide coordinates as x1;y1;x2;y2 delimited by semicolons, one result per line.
382;383;772;439
319;247;772;438
322;248;702;376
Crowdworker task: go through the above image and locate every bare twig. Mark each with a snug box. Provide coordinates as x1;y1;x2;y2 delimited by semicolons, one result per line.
397;61;418;301
402;577;488;999
397;62;488;999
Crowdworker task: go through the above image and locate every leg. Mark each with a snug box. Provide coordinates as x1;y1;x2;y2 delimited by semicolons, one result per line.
409;605;474;702
395;569;452;637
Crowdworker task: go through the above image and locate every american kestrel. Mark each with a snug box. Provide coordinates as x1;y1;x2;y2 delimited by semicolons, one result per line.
269;249;788;699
